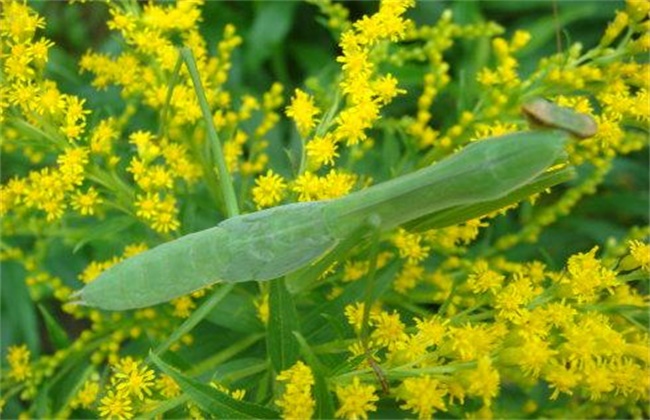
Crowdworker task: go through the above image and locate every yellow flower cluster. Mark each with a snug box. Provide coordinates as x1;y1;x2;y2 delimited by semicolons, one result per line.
286;89;321;138
76;356;228;420
336;234;649;417
335;376;379;420
404;12;504;149
7;345;32;382
334;1;412;146
397;375;447;419
0;4;102;225
275;361;316;419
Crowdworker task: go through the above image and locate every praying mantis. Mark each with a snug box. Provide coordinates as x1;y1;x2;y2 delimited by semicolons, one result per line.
73;99;595;310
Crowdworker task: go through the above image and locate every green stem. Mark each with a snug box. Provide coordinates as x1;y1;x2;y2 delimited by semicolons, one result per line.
216;360;269;384
360;217;382;349
149;283;235;359
617;271;649;283
186;333;265;376
181;47;239;218
157;51;184;139
139;395;190;420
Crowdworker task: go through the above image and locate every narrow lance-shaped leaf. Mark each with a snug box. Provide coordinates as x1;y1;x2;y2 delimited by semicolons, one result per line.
149;352;278;419
267;278;300;373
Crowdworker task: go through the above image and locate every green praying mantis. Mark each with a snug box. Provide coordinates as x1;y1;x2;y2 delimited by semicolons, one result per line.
73;98;596;310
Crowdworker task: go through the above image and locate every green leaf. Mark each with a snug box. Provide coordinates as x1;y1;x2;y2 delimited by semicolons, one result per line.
1;262;39;352
267;277;300;373
52;364;95;418
139;395;189;420
34;351;92;418
205;291;263;333
150;352;278;419
246;2;298;71
37;304;70;349
71;216;135;252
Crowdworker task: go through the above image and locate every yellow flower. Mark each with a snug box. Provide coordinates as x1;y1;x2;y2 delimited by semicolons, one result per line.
156;374;181;398
413;316;447;348
79;258;119;284
544;359;582;399
344;302;366;332
150;194;180;233
317;169;356;200
398;375;447;420
7;344;32;382
161;142;202;183
171;295;196;318
467;260;504;294
334;104;375;145
448;323;505;362
57;147;89;186
275;361;315;420
466;356;500;408
61;95;90;141
335;377;379;420
393;263;424;294
254;293;269;325
90;118;119;154
562;247;617;303
581;360;615;400
392;229;430;264
252;169;287;209
511;336;557;378
292;171;322;202
561;312;627;362
122;243;148;258
285;89;320;137
493;276;536;322
71;187;103;216
0;2;45;43
600;10;629;47
371;74;406;104
98;390;133;420
129;130;160;161
113;359;156;400
342;259;369;282
628;240;650;271
72;378;101;409
305;133;339;168
135;193;180;233
370;310;408;351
